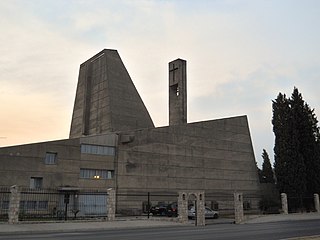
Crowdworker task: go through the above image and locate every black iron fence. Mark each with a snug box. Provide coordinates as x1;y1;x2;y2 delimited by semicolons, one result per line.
243;194;262;215
205;192;235;218
8;188;318;222
0;187;10;221
17;188;108;221
287;195;316;213
116;192;178;218
116;191;239;219
257;193;320;214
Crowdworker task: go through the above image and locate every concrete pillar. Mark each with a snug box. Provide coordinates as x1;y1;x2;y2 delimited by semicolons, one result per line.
234;192;244;224
107;188;116;221
178;192;188;224
314;194;320;213
8;185;20;224
195;192;205;226
169;59;187;126
281;193;288;214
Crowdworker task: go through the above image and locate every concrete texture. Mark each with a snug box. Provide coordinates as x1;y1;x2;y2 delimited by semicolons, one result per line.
0;135;116;190
116;116;261;213
169;58;187;126
69;49;154;138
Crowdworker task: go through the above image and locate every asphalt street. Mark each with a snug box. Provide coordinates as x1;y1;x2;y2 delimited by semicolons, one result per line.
1;219;320;240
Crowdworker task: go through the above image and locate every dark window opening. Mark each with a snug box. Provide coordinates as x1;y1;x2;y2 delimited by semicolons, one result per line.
44;152;57;165
30;177;43;189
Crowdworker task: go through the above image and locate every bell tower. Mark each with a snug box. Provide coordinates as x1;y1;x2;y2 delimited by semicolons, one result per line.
169;59;187;125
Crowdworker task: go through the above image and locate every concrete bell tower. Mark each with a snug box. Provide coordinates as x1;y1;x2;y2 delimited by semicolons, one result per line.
169;59;187;125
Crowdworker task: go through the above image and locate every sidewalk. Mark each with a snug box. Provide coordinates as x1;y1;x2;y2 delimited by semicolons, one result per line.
1;213;320;234
244;212;320;224
0;218;185;234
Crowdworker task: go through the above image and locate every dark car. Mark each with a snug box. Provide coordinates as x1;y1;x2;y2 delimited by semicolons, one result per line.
166;202;178;217
150;203;168;216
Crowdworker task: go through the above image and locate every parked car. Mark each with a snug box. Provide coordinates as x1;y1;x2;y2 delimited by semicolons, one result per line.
188;206;219;219
150;203;168;216
166;202;178;217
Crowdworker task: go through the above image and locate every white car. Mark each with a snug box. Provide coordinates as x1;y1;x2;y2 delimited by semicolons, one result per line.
188;206;219;219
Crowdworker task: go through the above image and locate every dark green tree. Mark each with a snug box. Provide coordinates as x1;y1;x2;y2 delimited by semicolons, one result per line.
290;88;320;195
273;93;292;193
261;149;274;184
272;87;320;209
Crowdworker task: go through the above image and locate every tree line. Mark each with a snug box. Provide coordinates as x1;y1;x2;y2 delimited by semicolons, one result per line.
259;87;320;210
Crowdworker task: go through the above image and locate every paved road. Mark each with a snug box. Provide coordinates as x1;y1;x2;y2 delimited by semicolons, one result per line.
1;219;320;240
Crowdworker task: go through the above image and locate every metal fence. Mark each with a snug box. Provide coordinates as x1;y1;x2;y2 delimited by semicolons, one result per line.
18;188;108;221
243;194;262;215
256;193;319;215
116;191;239;220
205;192;235;218
287;195;316;213
5;187;298;222
0;187;10;221
116;192;178;218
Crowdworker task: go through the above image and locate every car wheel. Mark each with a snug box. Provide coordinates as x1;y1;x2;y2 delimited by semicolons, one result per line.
213;214;219;219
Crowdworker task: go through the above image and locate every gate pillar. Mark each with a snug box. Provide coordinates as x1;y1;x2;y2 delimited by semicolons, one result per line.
107;188;116;221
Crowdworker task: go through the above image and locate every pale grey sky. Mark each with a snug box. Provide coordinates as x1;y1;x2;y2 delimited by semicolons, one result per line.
1;0;320;167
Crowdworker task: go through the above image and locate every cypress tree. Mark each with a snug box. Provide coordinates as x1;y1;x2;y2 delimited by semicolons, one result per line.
287;88;307;201
290;88;320;195
261;149;274;184
273;93;291;193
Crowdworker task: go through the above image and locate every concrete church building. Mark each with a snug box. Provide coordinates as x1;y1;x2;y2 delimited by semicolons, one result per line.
0;49;261;213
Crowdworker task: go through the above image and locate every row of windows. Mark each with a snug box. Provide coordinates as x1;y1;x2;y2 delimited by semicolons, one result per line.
80;144;115;156
80;168;114;179
29;168;114;189
43;144;115;165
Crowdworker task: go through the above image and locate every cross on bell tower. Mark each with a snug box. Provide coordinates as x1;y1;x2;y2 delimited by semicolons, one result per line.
169;58;187;125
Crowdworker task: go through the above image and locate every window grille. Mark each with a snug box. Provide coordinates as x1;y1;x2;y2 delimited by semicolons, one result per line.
44;152;57;164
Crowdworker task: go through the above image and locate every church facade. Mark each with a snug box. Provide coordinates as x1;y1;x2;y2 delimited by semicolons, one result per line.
0;49;261;213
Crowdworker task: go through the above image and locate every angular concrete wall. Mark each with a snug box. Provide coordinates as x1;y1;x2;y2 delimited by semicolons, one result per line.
69;49;154;138
117;115;261;195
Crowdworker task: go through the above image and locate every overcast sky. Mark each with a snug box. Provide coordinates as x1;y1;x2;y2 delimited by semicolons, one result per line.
1;0;319;167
